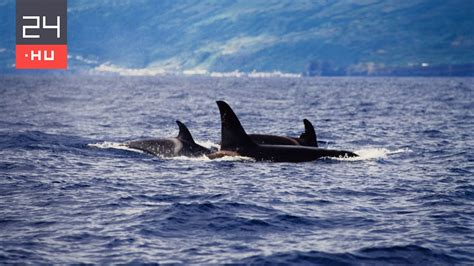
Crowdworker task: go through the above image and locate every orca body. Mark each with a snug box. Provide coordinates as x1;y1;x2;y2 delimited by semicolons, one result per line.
125;121;212;158
249;119;318;147
209;101;358;162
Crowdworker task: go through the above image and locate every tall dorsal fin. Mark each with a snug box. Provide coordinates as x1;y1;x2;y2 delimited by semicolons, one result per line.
216;101;256;150
299;119;318;147
176;120;195;143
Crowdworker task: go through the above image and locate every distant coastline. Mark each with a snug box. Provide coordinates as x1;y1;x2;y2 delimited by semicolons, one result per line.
3;64;474;77
304;63;474;77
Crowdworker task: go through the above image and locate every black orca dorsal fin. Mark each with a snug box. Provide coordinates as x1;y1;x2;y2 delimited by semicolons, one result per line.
176;120;195;143
216;101;256;150
299;119;318;147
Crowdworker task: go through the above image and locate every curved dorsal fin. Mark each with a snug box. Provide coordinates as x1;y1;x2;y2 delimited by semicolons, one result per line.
176;120;195;143
216;101;256;150
299;119;318;147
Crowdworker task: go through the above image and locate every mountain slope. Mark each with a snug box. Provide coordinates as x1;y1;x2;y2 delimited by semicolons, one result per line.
0;0;473;74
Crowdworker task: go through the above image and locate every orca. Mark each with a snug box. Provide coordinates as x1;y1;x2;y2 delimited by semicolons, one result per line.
124;120;212;157
249;119;318;147
207;101;358;162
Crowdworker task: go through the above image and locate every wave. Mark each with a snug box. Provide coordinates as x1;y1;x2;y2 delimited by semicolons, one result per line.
208;70;301;78
162;155;255;162
0;130;91;151
93;63;169;76
238;245;462;265
247;70;301;78
93;63;301;78
87;141;138;152
332;147;412;161
134;201;316;237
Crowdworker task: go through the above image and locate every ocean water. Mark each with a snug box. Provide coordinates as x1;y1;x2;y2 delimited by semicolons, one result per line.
0;75;473;264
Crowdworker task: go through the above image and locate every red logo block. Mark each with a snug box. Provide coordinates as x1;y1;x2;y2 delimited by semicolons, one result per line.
16;44;67;69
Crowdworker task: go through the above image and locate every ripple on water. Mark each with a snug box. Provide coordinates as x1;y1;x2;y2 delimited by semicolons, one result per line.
0;76;473;264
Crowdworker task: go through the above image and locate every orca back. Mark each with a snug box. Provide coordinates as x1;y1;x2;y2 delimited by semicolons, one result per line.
249;119;317;147
249;134;299;145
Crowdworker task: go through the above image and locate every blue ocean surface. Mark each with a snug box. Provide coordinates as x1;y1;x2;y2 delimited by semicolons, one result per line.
0;76;473;264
